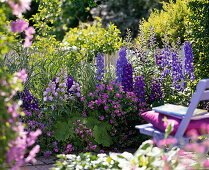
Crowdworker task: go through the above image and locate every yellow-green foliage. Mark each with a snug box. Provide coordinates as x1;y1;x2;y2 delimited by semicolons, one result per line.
137;0;190;46
63;17;122;61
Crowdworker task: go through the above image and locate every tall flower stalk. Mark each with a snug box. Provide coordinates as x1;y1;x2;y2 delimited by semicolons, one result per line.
184;41;195;82
150;80;163;102
135;75;145;103
116;47;128;82
122;63;133;92
96;53;104;81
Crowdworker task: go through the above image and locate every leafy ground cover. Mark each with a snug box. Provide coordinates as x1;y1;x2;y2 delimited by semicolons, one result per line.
1;0;209;170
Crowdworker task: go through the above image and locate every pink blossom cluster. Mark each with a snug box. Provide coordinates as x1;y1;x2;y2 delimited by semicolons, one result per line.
10;19;35;47
81;81;149;148
70;120;96;153
1;69;41;169
6;0;32;17
7;126;41;169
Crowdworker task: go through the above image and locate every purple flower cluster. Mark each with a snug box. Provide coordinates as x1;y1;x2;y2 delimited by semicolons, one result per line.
43;69;80;110
116;47;128;82
184;41;195;82
150;80;163;102
122;63;133;92
135;75;145;103
96;53;104;81
19;89;39;112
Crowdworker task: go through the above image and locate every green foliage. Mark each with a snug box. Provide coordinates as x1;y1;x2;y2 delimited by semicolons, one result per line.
54;121;71;142
63;18;122;62
186;0;209;79
93;124;113;147
138;0;190;47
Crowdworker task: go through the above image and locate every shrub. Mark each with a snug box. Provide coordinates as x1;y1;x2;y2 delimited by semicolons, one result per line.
138;0;189;47
81;81;149;149
186;0;209;79
63;17;122;62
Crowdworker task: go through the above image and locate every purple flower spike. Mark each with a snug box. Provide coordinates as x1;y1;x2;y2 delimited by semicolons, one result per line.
96;53;105;81
122;63;133;92
150;80;162;102
116;47;128;82
184;41;195;82
135;75;145;103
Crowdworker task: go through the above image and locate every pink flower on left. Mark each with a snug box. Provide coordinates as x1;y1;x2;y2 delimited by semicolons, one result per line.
10;19;35;47
7;0;32;17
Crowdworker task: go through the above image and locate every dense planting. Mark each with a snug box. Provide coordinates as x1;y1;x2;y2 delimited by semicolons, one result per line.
1;0;209;169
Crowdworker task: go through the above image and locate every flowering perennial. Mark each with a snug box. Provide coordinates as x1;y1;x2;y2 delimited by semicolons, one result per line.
171;50;184;89
19;89;39;112
122;63;133;92
135;75;145;103
116;47;128;82
96;53;104;81
184;41;195;82
150;80;163;102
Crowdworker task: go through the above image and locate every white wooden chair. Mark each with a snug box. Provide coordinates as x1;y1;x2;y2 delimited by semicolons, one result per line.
135;79;209;146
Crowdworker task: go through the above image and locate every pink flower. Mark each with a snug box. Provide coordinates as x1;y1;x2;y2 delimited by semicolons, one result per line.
81;97;85;101
158;138;177;148
100;116;104;121
17;69;27;82
25;145;40;163
104;106;109;110
67;144;72;148
109;81;115;85
107;85;113;91
10;19;29;33
114;110;119;114
110;119;114;124
23;37;32;47
25;26;35;36
89;93;95;97
7;0;32;17
101;83;105;88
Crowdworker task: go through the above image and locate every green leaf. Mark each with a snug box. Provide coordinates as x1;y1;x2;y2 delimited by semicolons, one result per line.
93;125;113;147
54;121;71;141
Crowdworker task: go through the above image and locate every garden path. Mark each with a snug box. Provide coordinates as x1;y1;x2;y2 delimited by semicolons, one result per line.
20;156;57;170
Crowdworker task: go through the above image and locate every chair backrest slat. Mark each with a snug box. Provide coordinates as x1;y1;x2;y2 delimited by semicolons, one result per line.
199;90;209;101
175;79;209;140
